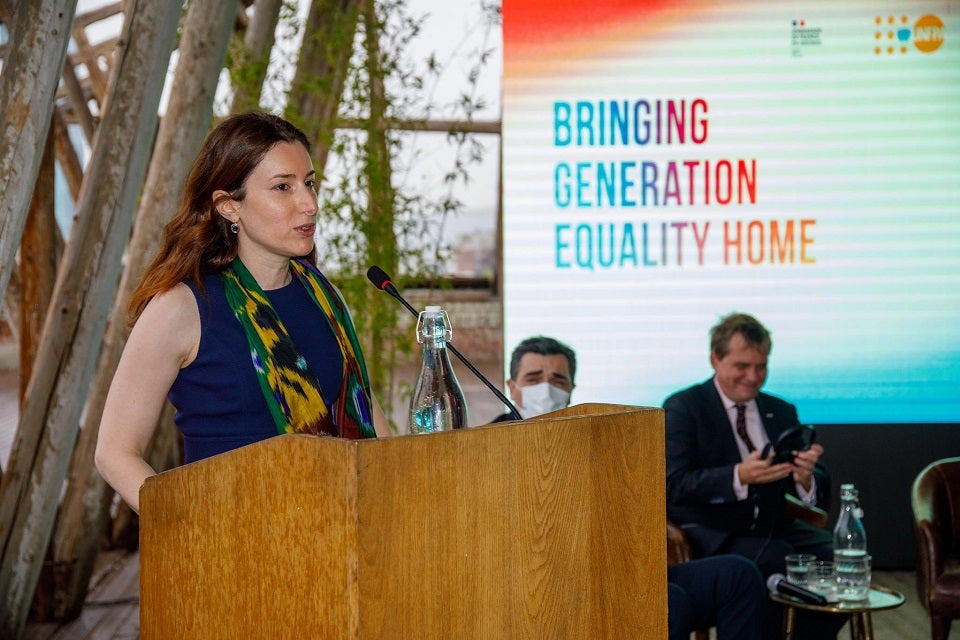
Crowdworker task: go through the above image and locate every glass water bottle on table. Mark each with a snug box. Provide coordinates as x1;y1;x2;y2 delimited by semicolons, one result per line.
833;483;871;601
409;305;469;433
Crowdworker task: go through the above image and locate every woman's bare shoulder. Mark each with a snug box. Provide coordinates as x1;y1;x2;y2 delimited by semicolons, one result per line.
131;282;201;367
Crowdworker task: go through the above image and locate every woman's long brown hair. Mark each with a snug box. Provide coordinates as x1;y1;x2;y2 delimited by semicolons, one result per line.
128;111;313;324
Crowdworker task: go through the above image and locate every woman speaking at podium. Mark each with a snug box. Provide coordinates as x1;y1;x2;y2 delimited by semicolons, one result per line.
95;111;389;513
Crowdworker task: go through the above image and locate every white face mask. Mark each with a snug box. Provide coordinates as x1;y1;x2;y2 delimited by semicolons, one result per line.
519;382;571;419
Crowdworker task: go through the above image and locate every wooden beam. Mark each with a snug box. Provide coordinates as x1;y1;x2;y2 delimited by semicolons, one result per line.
1;270;21;344
286;0;361;183
70;22;110;105
52;107;84;203
59;54;98;144
0;0;77;359
18;122;58;407
72;1;122;29
0;0;181;634
337;117;501;135
54;0;237;619
229;0;283;113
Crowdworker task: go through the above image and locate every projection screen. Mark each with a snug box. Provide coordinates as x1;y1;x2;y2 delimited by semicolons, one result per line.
501;0;959;423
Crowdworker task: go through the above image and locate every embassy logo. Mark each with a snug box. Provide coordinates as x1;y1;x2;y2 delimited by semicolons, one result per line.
874;14;945;55
791;19;823;57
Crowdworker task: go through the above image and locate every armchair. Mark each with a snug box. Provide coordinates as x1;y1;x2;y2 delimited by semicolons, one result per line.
912;456;960;640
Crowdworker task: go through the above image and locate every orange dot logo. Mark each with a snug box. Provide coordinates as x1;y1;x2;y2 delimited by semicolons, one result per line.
914;14;944;53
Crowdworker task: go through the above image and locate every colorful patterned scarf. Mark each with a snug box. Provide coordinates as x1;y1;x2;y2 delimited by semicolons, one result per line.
221;257;376;439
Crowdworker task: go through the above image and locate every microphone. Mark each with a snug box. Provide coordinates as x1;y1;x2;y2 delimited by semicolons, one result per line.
766;573;828;606
366;266;522;421
367;265;419;316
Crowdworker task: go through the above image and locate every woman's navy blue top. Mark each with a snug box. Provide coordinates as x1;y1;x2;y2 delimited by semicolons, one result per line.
168;273;343;463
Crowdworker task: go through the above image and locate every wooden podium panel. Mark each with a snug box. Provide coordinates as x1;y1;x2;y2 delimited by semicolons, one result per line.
139;403;666;639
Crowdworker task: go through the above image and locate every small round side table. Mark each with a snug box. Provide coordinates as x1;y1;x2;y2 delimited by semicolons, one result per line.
769;585;906;640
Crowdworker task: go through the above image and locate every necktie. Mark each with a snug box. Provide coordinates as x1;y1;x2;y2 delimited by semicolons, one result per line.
735;404;756;452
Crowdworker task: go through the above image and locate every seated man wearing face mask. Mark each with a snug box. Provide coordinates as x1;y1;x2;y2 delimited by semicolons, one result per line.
491;335;574;421
490;336;765;640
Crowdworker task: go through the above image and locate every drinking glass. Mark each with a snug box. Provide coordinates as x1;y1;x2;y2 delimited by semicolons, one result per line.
835;552;871;601
808;560;838;601
785;553;817;586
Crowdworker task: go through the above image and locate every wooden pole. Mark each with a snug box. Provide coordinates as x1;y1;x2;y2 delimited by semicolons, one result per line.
285;0;361;187
229;0;283;113
53;0;239;619
0;1;181;634
51;107;85;204
17;123;59;407
0;0;77;321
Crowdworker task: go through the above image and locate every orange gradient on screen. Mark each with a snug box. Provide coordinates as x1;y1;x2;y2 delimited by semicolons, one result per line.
503;0;695;81
504;0;672;46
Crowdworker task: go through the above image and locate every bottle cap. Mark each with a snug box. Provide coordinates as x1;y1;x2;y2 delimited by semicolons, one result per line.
416;307;453;343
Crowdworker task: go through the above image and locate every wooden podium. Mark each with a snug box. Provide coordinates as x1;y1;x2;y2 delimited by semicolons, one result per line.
139;403;666;639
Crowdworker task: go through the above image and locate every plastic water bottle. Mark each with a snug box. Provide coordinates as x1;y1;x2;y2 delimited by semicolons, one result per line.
408;306;468;433
833;483;870;601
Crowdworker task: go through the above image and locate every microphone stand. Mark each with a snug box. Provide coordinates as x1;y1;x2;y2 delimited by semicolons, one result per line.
368;267;522;421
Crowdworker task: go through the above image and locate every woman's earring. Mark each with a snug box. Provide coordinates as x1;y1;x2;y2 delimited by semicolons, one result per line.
229;222;239;234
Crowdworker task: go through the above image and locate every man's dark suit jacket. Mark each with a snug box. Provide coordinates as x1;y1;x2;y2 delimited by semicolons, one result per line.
664;378;830;557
